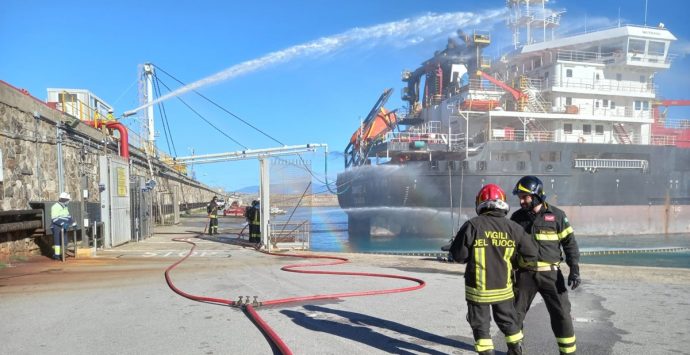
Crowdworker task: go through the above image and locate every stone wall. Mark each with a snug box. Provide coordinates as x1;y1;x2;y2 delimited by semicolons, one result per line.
0;82;219;261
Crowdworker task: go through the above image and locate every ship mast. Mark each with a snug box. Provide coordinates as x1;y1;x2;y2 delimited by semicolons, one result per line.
143;63;156;155
507;0;563;48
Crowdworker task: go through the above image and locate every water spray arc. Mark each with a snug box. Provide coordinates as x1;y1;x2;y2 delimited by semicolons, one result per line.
122;8;506;118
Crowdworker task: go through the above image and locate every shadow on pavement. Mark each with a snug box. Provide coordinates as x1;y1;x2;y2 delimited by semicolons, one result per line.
281;304;474;354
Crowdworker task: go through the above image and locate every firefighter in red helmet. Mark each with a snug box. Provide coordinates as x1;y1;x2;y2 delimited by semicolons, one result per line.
511;176;580;355
449;184;538;355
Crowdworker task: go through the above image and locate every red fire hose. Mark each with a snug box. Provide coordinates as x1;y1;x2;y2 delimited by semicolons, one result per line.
164;235;426;354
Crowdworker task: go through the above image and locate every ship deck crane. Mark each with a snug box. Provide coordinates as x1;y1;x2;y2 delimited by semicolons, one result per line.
475;70;527;102
344;89;395;168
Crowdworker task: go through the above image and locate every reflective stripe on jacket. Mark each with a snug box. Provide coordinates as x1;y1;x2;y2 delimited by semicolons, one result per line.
510;203;580;268
450;210;539;304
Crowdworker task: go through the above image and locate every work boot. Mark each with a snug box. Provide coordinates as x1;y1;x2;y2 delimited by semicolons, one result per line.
507;340;523;355
477;350;495;355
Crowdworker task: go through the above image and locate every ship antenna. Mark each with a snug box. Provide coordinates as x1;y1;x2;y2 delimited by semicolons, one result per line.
644;0;648;26
618;7;621;27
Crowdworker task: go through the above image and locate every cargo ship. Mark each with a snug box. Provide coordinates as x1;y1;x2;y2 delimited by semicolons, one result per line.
336;0;690;238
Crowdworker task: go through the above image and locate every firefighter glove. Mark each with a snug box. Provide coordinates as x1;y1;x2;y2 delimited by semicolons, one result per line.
568;264;581;290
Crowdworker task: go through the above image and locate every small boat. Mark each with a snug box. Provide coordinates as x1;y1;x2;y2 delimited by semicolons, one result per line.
270;207;287;215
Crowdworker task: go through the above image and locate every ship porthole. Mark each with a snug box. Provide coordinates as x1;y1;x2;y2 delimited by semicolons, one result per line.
545;164;553;172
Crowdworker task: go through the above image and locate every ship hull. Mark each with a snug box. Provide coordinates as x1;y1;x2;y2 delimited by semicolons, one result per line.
337;141;690;238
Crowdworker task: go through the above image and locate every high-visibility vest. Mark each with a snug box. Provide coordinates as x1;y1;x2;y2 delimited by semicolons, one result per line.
51;203;70;222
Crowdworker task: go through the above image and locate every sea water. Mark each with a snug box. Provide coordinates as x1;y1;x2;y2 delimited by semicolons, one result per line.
273;207;690;269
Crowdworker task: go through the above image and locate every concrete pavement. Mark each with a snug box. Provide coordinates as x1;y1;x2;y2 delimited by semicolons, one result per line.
1;215;689;354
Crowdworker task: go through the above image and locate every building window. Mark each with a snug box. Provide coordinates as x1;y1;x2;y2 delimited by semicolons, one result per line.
595;125;604;135
629;39;646;54
583;124;592;134
565;97;572;106
566;69;573;78
564;123;572;134
640;75;646;83
616;73;622;81
648;41;666;56
603;99;609;107
634;100;642;110
595;101;600;108
611;101;616;109
642;101;649;110
58;93;77;102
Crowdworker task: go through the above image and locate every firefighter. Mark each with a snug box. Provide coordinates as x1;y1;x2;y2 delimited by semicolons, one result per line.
206;196;220;235
246;200;261;243
510;176;581;355
449;184;538;355
50;192;75;260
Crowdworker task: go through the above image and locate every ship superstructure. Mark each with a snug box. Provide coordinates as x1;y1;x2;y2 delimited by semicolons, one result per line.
337;0;690;238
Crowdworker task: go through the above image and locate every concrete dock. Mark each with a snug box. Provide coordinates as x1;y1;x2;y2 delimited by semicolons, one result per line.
1;215;689;355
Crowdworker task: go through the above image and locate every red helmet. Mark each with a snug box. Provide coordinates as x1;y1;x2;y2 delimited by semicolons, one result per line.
475;184;509;215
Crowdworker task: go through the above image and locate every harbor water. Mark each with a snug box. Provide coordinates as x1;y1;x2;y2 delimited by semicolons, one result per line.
272;207;690;269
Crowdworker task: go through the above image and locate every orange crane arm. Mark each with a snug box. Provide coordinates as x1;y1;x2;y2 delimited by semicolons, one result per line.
476;70;526;101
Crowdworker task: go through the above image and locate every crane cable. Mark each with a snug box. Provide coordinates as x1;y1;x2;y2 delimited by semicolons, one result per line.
165;235;426;354
155;76;248;150
152;73;177;156
152;64;351;194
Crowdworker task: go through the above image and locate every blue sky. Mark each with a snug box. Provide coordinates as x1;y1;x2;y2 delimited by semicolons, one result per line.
2;0;689;192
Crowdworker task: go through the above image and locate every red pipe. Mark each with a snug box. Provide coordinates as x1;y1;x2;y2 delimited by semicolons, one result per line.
105;121;130;159
83;120;130;160
165;235;426;354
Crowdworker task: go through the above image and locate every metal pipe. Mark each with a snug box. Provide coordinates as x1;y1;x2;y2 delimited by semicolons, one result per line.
0;220;43;233
0;209;43;217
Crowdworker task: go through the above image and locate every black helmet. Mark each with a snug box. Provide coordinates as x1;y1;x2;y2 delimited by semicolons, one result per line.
513;176;546;203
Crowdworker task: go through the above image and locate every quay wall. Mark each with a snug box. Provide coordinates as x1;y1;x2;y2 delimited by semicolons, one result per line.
0;81;218;260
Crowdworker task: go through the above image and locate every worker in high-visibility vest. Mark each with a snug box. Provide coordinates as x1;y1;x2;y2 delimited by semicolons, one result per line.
50;192;75;260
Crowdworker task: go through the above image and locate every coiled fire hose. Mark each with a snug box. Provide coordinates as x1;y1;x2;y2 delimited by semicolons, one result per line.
164;235;426;354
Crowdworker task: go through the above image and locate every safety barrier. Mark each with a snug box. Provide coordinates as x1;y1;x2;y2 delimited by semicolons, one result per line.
359;246;690;259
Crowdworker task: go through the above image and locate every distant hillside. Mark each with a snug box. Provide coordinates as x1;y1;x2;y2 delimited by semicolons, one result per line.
234;183;336;194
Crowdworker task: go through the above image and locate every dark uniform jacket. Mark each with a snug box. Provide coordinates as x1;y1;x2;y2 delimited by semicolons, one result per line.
450;210;539;304
207;201;219;217
510;203;579;269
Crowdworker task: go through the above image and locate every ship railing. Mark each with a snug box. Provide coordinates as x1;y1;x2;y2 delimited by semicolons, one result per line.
556;50;604;63
573;158;648;171
549;78;655;94
463;79;504;92
385;131;452;145
489;129;555;142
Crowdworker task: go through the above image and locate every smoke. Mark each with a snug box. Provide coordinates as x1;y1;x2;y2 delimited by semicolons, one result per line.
674;39;690;57
125;8;507;116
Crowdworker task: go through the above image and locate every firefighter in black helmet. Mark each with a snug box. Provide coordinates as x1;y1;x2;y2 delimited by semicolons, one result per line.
207;196;220;235
449;184;538;355
511;176;581;355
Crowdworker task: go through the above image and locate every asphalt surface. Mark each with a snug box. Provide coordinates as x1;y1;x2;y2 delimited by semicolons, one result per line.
1;215;689;354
